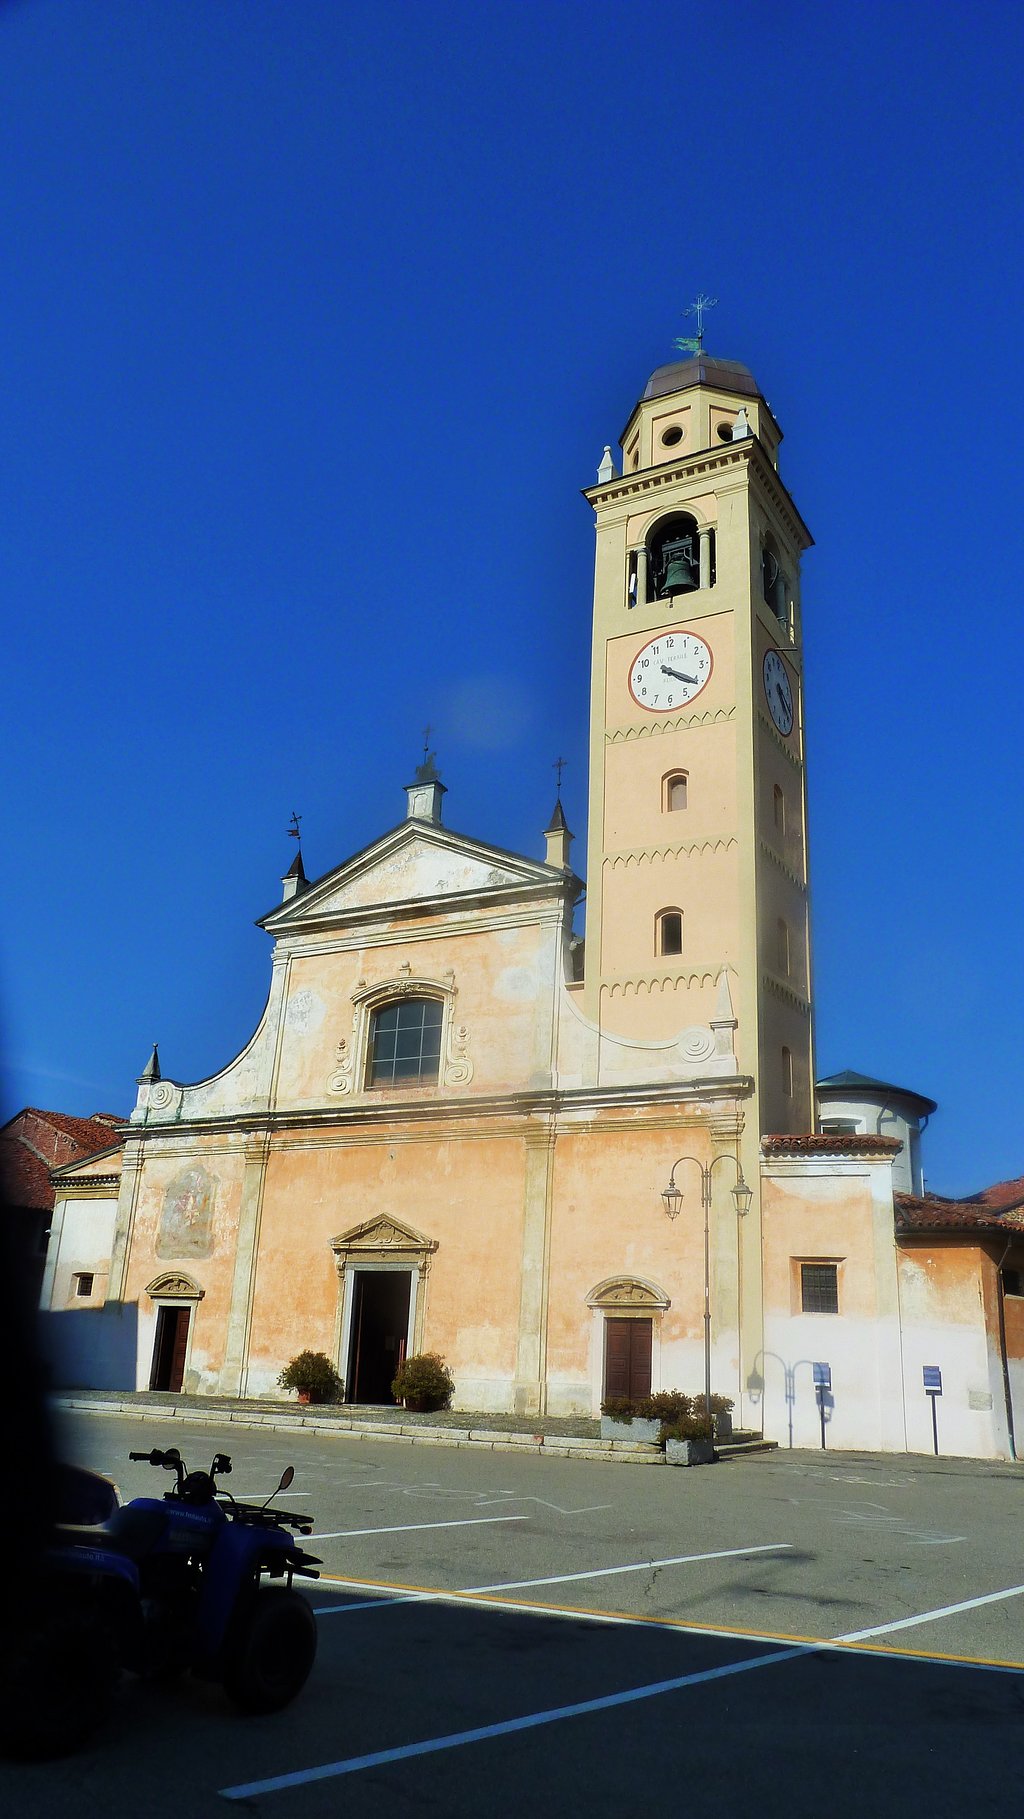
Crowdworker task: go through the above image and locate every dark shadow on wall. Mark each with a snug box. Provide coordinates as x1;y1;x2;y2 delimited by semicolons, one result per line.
40;1302;139;1391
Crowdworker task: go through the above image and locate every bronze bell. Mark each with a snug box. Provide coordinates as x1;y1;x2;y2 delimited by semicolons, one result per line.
661;536;698;594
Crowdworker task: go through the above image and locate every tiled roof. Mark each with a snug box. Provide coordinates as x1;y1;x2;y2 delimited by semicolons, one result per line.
762;1133;902;1157
0;1139;53;1210
0;1107;125;1211
895;1192;1024;1235
970;1176;1024;1213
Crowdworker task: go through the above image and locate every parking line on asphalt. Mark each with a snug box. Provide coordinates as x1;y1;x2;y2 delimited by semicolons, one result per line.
311;1515;527;1540
834;1581;1024;1644
310;1574;1024;1673
219;1640;810;1799
312;1542;791;1614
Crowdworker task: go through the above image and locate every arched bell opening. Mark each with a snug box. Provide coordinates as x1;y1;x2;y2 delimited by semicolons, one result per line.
647;513;714;601
761;535;790;632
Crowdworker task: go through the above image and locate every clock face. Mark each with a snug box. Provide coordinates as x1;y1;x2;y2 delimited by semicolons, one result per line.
763;649;794;736
628;631;712;712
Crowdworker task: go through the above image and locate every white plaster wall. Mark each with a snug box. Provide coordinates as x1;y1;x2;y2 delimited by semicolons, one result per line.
44;1196;118;1306
759;1310;908;1452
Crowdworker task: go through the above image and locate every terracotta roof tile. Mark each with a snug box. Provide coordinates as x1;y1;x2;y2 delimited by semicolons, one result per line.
895;1192;1024;1235
0;1107;125;1211
970;1176;1024;1212
762;1133;902;1157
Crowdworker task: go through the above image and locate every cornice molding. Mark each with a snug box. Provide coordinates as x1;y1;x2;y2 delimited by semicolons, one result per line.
607;705;735;743
756;709;804;770
759;839;807;892
761;972;811;1014
601;964;731;995
606;837;737;868
117;1075;756;1147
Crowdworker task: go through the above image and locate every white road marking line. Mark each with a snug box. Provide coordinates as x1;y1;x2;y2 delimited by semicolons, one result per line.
219;1642;808;1799
311;1515;527;1541
464;1541;792;1595
837;1582;1024;1643
312;1542;791;1615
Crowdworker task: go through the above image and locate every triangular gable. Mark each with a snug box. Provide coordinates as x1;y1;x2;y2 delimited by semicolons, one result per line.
262;819;575;931
51;1142;123;1184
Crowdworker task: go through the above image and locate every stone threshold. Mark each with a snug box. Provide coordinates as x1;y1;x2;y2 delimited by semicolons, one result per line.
54;1394;776;1465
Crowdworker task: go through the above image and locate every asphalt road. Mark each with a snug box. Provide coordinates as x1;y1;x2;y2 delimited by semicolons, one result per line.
6;1411;1024;1816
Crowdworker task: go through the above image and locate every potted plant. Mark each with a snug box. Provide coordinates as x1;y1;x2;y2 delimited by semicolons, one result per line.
662;1411;716;1467
709;1394;734;1440
600;1391;692;1444
277;1351;343;1405
391;1352;455;1413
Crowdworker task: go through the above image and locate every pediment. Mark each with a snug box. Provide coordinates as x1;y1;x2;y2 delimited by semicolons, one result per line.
262;821;570;931
330;1214;438;1259
146;1271;205;1301
586;1276;670;1312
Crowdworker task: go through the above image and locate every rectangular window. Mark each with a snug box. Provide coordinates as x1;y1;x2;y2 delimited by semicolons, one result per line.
369;998;443;1086
801;1263;839;1315
777;918;790;975
773;785;785;833
781;1046;793;1095
74;1272;94;1298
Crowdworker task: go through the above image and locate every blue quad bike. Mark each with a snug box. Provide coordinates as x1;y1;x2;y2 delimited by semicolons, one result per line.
2;1445;321;1757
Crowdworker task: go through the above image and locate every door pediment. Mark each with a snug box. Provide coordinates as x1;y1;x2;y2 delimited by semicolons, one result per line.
331;1214;438;1269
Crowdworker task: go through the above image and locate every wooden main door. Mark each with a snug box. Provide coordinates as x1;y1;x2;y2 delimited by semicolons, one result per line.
150;1305;190;1391
603;1317;653;1401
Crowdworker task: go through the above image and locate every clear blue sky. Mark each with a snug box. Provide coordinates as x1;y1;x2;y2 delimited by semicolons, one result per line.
2;1;1021;1196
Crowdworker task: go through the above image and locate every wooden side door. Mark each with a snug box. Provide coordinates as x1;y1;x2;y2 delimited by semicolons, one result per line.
603;1317;653;1400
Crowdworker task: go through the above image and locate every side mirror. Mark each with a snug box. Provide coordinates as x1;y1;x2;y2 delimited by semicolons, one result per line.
278;1466;295;1493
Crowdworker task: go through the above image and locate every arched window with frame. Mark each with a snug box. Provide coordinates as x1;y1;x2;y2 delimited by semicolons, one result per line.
367;996;444;1087
657;909;683;958
663;771;688;813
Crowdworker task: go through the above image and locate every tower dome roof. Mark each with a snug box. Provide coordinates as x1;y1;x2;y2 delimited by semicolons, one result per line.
642;356;760;402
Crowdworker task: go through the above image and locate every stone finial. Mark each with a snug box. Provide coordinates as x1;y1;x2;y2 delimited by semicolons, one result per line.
731;406;751;440
597;445;619;483
544;798;573;870
282;848;308;902
710;967;738;1065
405;773;447;824
137;1042;161;1084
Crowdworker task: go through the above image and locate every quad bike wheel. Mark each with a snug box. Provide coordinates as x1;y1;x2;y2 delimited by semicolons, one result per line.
222;1587;317;1714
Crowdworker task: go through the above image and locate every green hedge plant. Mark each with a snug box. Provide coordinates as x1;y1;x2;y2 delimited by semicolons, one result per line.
391;1353;455;1412
277;1351;343;1403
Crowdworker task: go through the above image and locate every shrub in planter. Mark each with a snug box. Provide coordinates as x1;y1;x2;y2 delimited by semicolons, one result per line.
277;1351;343;1404
709;1393;735;1439
391;1353;455;1412
661;1413;716;1466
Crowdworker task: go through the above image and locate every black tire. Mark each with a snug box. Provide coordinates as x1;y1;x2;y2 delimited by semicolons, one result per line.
222;1588;317;1714
0;1592;119;1759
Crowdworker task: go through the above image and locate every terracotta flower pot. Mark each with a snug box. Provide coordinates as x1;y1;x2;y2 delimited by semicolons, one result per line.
297;1390;311;1405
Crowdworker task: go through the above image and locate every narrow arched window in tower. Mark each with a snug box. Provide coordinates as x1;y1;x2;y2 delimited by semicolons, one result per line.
782;1046;793;1097
762;536;789;630
664;771;688;812
773;785;785;833
657;909;683;957
777;918;790;976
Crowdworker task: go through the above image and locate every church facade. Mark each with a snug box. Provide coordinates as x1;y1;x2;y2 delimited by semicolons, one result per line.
42;354;1024;1458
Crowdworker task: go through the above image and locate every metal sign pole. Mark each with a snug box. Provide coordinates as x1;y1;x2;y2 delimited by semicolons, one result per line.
923;1366;942;1456
813;1363;831;1451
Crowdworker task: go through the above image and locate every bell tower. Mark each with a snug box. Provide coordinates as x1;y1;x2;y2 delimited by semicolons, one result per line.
581;353;815;1136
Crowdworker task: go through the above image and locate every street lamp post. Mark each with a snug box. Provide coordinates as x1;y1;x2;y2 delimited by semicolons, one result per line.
660;1155;752;1428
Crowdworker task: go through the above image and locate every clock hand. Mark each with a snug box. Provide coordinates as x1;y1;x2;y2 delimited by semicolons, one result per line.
661;665;697;684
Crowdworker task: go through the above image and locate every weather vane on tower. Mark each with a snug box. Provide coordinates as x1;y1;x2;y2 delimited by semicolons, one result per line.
674;294;717;357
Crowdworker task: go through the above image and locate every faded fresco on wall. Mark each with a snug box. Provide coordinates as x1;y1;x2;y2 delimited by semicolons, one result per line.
156;1164;216;1259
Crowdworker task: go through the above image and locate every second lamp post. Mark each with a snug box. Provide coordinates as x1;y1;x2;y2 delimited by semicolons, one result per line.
660;1154;752;1429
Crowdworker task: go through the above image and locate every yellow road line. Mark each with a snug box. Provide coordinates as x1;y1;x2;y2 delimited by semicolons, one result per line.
314;1571;1024;1671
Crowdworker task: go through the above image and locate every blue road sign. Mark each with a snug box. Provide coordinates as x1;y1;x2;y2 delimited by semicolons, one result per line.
923;1365;942;1394
813;1362;831;1390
